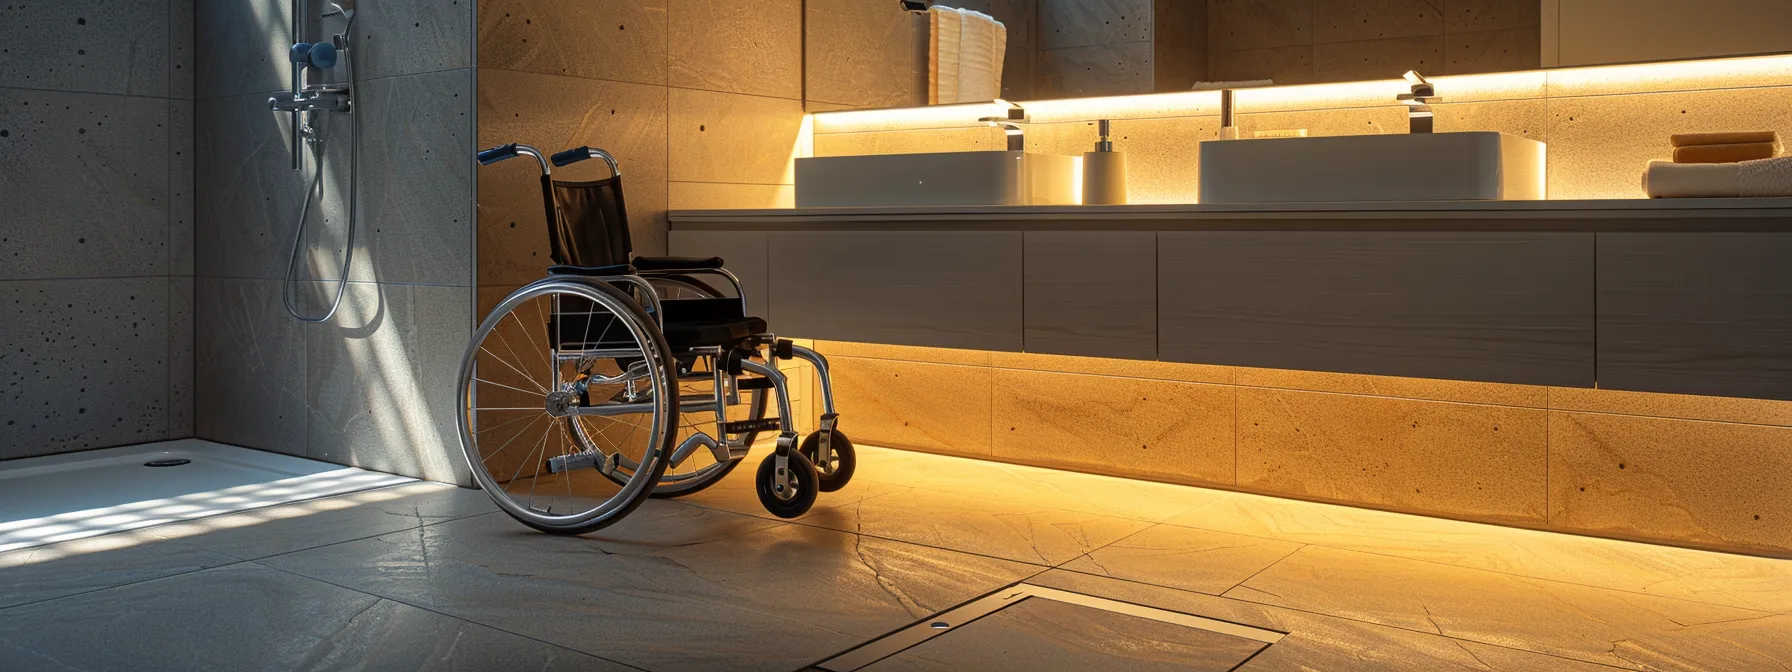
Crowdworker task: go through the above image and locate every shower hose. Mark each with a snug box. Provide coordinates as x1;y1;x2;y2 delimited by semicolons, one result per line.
282;13;358;324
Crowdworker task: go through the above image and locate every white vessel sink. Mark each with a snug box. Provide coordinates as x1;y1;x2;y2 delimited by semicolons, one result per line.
795;151;1080;208
1199;131;1546;204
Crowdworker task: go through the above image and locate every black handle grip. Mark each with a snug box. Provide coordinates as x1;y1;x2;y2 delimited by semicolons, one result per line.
476;143;518;166
551;146;592;167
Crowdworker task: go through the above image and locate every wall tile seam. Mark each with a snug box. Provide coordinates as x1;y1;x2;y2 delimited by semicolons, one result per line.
833;355;1555;410
1543;407;1792;431
0;85;182;102
0;275;181;283
870;442;1558;527
666;83;806;104
195;66;476;103
194;276;473;289
669;180;799;188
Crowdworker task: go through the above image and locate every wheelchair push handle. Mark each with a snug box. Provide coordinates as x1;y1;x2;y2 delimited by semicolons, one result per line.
550;146;622;178
476;143;518;165
475;143;553;175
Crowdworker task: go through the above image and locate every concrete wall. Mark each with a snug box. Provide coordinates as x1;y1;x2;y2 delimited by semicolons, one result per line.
193;0;476;484
0;1;196;459
1205;0;1540;85
1546;0;1792;67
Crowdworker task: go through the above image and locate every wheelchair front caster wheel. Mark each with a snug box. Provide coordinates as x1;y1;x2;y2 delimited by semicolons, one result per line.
800;430;856;493
756;450;818;519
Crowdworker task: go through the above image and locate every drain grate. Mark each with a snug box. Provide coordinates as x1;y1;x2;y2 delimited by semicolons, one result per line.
143;459;192;468
816;584;1285;671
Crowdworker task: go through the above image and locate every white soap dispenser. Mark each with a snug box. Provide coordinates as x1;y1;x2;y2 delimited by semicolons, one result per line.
1083;119;1129;205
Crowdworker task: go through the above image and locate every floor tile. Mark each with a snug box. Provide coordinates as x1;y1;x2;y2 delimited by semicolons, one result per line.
0;563;623;672
685;463;1149;566
0;531;237;610
261;501;1041;672
1059;523;1305;595
851;446;1227;524
1170;492;1792;614
142;482;497;561
1029;570;1629;672
1227;545;1792;670
863;596;1265;672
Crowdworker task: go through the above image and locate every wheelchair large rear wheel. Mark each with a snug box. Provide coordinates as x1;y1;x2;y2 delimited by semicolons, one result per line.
457;278;677;535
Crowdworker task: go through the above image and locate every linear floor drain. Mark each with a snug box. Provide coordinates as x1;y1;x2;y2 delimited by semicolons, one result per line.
817;584;1285;671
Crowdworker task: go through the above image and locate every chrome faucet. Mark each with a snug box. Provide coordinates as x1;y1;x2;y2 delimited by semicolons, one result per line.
1397;70;1441;134
978;101;1027;151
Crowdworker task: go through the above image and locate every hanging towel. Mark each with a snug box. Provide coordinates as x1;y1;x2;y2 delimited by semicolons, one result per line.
956;9;1006;103
1642;156;1792;198
929;7;962;105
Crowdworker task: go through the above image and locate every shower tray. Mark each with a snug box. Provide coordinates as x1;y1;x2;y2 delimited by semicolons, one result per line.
0;440;412;553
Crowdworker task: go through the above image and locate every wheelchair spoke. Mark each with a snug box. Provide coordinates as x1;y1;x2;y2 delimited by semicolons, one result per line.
508;420;553;490
473;376;546;398
479;413;549;467
478;346;547;394
488;318;547;393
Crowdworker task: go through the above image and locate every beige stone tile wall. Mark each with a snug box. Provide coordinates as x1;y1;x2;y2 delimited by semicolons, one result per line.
818;341;1792;556
478;0;807;281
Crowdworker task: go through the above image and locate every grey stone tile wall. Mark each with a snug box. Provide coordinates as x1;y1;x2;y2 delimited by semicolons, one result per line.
1208;0;1542;85
192;0;476;483
0;1;194;459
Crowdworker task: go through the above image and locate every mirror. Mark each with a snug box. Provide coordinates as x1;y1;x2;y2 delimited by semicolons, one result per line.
804;0;1792;109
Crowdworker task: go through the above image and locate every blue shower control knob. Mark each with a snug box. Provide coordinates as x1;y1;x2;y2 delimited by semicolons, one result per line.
307;41;338;69
289;42;314;63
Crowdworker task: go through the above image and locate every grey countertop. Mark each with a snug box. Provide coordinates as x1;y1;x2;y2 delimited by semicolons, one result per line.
668;197;1792;231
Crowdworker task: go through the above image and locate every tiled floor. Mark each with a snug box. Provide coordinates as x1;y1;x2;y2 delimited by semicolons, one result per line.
2;446;1790;671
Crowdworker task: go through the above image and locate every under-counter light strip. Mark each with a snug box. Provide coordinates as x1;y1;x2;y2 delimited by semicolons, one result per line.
811;52;1792;134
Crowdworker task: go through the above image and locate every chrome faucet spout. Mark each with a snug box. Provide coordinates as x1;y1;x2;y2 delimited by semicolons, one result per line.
978;101;1028;151
1397;70;1441;134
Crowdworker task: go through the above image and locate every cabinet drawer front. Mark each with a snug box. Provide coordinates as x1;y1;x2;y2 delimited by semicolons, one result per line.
770;231;1023;351
1158;231;1595;386
1024;231;1157;360
1599;232;1792;400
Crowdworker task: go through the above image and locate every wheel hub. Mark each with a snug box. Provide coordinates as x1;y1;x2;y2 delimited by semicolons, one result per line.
544;390;577;417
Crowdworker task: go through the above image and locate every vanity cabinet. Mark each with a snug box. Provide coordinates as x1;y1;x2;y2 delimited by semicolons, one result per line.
766;231;1024;351
1157;231;1597;387
671;200;1792;399
1023;231;1157;360
1597;232;1792;401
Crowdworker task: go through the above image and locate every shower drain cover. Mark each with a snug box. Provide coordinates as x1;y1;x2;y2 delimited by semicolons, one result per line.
144;458;192;468
815;584;1285;671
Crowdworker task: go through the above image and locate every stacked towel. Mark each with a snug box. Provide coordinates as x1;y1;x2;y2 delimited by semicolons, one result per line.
1669;131;1781;164
928;6;1006;104
1642;156;1792;198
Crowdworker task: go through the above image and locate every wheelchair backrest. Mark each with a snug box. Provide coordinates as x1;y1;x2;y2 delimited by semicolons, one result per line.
546;174;632;269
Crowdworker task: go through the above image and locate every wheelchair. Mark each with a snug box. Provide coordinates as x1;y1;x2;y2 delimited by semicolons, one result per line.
460;143;854;534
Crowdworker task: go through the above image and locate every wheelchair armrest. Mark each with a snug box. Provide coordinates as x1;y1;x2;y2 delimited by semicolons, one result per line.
633;256;724;271
549;263;637;277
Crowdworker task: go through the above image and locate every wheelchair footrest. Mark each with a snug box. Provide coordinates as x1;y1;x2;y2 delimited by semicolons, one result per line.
723;417;783;435
546;449;598;475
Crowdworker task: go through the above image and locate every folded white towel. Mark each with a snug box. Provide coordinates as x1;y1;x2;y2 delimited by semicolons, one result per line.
929;7;961;105
1739;154;1792;197
956;9;1005;103
1644;156;1792;198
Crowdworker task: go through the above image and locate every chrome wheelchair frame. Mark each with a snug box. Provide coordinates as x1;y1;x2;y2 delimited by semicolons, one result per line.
459;143;852;535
